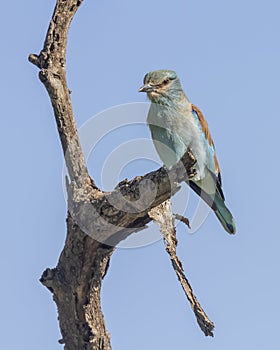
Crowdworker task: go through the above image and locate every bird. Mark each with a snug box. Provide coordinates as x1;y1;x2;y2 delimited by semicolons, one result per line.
139;69;236;234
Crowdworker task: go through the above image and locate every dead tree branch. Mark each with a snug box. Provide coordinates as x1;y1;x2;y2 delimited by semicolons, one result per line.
149;201;215;337
28;1;198;349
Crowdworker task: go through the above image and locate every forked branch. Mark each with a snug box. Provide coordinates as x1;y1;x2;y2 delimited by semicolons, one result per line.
29;1;213;349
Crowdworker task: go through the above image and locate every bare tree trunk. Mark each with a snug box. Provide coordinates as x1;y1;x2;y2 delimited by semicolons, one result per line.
28;1;209;349
41;216;114;349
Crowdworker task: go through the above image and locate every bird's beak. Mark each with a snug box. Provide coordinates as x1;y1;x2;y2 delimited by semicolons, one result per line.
138;84;155;93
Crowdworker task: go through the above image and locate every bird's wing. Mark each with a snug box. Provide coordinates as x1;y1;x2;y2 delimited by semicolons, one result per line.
191;104;222;183
191;104;224;200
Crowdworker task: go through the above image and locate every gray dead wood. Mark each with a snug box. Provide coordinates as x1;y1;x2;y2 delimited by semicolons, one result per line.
28;1;198;349
149;201;214;337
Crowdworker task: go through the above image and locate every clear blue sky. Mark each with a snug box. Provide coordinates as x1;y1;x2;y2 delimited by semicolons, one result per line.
1;0;280;349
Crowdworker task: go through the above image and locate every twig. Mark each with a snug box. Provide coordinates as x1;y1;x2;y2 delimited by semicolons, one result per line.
149;200;215;337
174;213;191;229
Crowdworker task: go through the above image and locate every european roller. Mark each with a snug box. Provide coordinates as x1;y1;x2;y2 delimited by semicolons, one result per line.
139;69;236;234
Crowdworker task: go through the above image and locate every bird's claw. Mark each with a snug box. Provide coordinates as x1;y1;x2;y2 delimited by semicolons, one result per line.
187;167;197;179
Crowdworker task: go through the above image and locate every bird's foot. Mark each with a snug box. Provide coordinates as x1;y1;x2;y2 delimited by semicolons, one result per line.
187;167;197;180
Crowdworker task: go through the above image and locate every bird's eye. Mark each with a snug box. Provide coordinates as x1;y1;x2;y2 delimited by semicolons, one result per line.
163;79;170;85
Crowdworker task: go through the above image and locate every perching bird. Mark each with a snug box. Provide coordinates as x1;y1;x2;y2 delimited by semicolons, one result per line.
139;69;236;234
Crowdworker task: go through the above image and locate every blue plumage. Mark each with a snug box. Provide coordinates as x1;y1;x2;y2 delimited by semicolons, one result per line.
192;108;216;175
139;69;236;234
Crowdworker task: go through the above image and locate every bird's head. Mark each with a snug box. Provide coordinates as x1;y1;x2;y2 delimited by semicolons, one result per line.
139;70;184;104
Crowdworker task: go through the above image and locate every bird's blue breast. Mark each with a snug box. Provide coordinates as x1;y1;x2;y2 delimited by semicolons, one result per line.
149;124;186;168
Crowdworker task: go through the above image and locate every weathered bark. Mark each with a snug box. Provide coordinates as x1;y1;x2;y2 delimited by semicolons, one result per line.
149;201;214;337
29;0;90;190
41;216;113;349
29;1;197;349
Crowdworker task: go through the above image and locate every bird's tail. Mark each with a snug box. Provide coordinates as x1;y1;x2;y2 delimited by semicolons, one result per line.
189;172;236;234
213;195;236;234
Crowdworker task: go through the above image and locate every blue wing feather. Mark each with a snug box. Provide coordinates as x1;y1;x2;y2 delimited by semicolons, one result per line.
191;109;216;174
